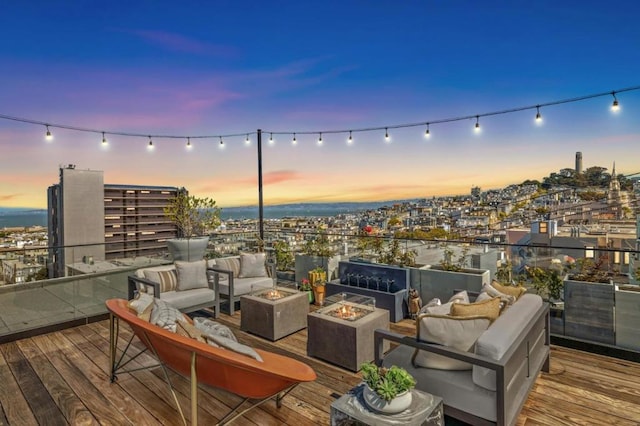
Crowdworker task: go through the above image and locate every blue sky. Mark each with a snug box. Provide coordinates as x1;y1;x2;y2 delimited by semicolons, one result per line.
1;1;639;208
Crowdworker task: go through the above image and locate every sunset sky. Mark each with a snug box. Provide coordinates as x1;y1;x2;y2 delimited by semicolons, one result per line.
1;1;639;209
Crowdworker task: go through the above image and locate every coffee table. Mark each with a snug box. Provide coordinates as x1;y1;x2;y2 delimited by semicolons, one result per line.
307;293;389;371
240;286;309;341
331;383;444;426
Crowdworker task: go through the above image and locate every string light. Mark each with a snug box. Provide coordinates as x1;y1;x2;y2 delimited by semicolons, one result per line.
245;134;250;145
1;85;638;150
269;133;274;144
292;133;297;145
384;127;390;142
535;106;542;124
102;132;107;145
474;116;481;133
219;136;224;147
611;92;620;112
147;136;153;150
348;130;353;144
186;137;192;149
424;123;430;139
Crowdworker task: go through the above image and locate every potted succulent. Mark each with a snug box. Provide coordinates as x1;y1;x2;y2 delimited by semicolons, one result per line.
308;267;327;306
163;189;221;261
298;278;314;304
360;362;416;414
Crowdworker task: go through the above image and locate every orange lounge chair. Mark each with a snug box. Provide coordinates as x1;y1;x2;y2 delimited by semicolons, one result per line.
106;298;317;425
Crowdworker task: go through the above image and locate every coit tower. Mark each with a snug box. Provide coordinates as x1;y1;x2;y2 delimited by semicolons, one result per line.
575;152;583;174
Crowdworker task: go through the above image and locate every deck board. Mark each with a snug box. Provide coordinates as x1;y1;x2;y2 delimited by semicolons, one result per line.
0;311;639;426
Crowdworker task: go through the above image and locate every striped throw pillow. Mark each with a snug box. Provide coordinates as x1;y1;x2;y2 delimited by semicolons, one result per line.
143;269;178;293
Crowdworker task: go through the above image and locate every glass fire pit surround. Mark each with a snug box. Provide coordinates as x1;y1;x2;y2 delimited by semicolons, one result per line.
251;285;299;301
317;293;376;322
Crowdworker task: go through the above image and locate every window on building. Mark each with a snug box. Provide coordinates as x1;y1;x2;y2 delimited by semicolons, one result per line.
585;247;594;258
539;222;547;234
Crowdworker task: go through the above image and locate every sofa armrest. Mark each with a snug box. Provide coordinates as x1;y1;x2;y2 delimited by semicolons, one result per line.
127;275;161;299
374;329;501;371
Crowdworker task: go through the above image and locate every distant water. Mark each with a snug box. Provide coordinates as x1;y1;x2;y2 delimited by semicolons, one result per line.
0;201;400;228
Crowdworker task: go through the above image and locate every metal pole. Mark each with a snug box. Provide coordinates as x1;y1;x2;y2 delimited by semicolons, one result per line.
257;129;264;241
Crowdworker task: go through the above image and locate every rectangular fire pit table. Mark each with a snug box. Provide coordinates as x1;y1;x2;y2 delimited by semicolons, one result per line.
307;293;389;371
240;286;309;341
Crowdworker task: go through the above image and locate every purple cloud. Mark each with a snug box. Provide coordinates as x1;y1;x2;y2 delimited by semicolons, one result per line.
127;29;236;56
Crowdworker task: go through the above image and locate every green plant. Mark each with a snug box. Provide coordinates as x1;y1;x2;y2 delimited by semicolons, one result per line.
439;246;469;272
569;257;611;283
163;189;221;238
273;240;294;271
377;238;416;267
527;266;563;301
298;278;312;291
302;230;337;257
360;362;416;402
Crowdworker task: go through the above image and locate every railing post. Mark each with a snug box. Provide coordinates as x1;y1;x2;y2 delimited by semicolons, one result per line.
257;129;264;242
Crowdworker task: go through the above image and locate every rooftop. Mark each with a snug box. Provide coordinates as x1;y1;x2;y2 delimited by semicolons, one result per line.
1;310;639;425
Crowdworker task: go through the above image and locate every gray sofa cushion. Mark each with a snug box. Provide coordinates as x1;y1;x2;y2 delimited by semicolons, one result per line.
160;288;216;311
384;344;498;422
175;260;209;291
219;276;273;296
472;293;543;390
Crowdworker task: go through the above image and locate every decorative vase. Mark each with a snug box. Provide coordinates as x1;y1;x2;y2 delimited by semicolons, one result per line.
313;286;325;306
307;290;314;304
362;384;412;414
166;237;209;261
308;270;327;286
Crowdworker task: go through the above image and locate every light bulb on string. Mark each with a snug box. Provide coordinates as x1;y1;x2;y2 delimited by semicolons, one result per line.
102;132;108;145
384;128;390;142
269;133;274;145
45;125;53;141
535;106;543;124
219;136;224;147
292;133;297;145
611;92;620;112
147;136;154;150
348;131;353;144
424;124;431;139
474;116;481;133
245;134;250;145
318;132;323;145
186;137;192;149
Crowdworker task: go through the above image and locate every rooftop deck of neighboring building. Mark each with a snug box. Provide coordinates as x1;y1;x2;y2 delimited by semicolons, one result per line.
1;310;639;425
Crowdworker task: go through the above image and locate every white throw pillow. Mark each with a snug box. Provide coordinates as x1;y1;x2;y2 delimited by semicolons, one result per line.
206;334;264;362
448;290;470;304
150;299;186;332
412;314;491;370
238;252;268;278
481;282;516;305
175;260;209;291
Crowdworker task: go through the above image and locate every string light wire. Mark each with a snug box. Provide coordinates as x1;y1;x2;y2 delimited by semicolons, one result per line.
0;85;638;147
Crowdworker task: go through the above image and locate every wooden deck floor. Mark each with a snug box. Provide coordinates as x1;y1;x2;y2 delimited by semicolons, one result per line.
1;311;640;425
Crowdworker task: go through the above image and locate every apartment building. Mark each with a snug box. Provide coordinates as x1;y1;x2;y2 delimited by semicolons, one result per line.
47;166;179;277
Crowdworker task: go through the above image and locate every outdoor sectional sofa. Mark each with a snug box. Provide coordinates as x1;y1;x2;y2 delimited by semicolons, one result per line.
375;292;550;426
128;254;275;316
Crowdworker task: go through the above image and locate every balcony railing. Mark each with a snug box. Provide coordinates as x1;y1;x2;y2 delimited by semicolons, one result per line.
0;230;638;357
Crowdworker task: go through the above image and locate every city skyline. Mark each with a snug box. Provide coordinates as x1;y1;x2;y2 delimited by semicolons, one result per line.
1;2;640;209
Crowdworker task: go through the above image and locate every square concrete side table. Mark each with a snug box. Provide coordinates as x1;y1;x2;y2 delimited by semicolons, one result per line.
307;305;389;371
331;383;444;426
240;288;309;341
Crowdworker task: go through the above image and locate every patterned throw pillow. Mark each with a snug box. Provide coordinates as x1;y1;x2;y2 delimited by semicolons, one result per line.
143;269;178;293
127;293;154;321
193;317;238;342
176;318;207;343
215;257;241;278
150;299;185;332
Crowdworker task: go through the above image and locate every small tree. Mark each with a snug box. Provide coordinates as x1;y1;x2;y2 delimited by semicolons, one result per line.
273;240;294;271
163;189;221;238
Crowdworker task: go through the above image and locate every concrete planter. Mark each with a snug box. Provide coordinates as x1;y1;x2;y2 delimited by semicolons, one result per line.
614;286;640;351
295;254;341;284
564;277;614;345
409;266;490;304
166;237;209;261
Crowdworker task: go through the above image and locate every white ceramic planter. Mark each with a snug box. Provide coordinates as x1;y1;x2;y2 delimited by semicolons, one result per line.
362;384;412;414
